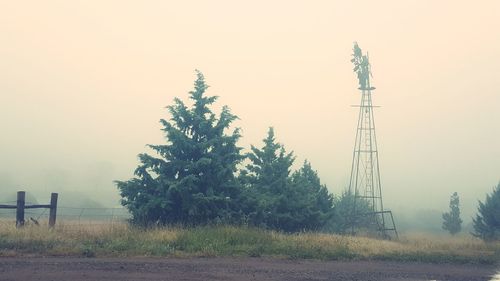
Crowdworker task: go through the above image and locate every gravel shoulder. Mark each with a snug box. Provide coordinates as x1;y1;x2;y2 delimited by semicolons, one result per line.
0;257;498;281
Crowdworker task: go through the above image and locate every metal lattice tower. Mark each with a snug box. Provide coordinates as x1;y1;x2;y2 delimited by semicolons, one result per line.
348;43;398;239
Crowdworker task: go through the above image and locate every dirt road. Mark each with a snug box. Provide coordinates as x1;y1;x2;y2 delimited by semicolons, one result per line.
0;257;497;281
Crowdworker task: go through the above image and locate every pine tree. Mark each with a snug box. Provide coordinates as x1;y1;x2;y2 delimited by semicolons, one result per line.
442;192;462;235
241;127;295;231
116;70;244;226
241;128;333;232
473;183;500;241
325;191;372;234
290;160;334;230
245;127;293;196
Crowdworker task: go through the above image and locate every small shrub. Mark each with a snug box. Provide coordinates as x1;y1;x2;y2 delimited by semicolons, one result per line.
81;245;95;258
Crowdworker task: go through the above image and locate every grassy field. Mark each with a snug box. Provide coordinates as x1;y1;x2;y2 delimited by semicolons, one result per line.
0;219;498;264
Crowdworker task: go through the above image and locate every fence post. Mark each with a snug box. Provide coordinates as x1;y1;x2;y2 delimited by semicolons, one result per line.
49;193;58;228
16;191;25;228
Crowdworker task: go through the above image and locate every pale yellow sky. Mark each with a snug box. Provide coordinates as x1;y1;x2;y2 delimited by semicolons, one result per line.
0;1;499;219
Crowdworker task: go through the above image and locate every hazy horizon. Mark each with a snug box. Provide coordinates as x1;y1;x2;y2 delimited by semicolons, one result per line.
1;1;499;229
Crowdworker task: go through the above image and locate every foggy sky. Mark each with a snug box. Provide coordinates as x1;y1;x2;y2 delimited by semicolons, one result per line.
1;1;499;222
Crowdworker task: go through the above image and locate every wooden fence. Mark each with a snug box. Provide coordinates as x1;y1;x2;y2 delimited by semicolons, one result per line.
0;191;58;228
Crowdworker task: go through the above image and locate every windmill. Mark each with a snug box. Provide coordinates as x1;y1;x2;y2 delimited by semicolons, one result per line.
348;42;398;238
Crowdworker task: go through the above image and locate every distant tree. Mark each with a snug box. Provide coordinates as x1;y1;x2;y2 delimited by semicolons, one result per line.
473;183;500;241
116;70;244;226
325;191;372;234
442;192;462;235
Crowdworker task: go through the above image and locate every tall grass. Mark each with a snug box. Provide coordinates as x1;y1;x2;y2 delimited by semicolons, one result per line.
0;219;498;263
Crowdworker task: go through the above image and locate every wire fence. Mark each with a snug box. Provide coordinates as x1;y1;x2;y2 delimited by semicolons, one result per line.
57;206;131;225
0;200;17;219
0;203;131;226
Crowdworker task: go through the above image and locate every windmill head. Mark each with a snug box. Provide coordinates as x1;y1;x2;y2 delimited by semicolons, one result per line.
351;42;373;90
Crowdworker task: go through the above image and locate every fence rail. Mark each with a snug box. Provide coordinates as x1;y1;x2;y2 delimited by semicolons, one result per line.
0;191;58;227
0;191;131;227
0;207;130;226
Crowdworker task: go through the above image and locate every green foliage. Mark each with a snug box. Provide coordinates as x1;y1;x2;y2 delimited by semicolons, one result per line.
325;191;372;234
442;192;462;235
240;127;296;231
116;72;335;231
116;70;244;226
241;128;333;232
290;160;334;230
473;183;500;241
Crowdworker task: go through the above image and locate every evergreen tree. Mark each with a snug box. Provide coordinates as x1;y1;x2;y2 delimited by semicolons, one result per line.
241;127;295;231
116;70;244;226
241;128;333;232
473;183;500;241
325;191;372;234
290;160;334;230
442;192;462;235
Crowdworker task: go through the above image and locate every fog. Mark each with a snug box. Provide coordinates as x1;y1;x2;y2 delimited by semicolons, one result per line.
1;1;499;231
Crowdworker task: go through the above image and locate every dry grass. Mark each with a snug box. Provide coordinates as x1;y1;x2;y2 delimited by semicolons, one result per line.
345;233;497;262
0;219;498;263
